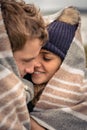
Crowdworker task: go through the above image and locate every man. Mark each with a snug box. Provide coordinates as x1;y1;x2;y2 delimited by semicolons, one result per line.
0;0;47;129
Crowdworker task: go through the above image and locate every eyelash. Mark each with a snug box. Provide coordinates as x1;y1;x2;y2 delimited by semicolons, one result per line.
43;57;51;61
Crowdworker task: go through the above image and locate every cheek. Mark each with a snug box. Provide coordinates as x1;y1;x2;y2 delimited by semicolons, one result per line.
46;65;57;78
16;61;24;72
49;67;57;77
17;64;23;73
48;63;60;77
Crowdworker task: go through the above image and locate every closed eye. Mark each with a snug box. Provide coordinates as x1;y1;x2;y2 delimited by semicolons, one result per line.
43;57;52;61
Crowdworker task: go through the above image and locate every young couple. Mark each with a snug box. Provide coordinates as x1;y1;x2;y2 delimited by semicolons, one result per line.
0;0;87;130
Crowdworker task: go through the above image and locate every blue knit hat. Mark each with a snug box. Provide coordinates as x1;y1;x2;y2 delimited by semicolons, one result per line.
43;20;78;60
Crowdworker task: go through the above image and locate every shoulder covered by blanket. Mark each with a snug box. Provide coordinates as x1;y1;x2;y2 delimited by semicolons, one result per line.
0;1;34;129
30;6;87;130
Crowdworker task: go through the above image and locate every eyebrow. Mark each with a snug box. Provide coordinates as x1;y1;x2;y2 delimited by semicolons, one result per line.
41;51;50;54
22;57;35;62
41;51;53;56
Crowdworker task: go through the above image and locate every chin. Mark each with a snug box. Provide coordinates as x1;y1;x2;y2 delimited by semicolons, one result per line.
33;81;42;85
32;77;47;84
32;79;44;85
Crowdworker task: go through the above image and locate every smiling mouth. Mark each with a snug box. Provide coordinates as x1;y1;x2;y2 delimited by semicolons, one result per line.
33;71;44;74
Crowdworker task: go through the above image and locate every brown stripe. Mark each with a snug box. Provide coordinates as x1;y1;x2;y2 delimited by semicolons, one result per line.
18;112;29;122
0;84;24;106
53;68;83;84
39;94;76;108
36;101;61;109
0;73;23;94
0;92;29;128
43;87;83;102
0;37;11;51
48;79;81;93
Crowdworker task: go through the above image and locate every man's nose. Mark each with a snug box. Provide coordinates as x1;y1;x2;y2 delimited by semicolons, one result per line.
25;66;34;74
34;58;41;67
25;58;41;74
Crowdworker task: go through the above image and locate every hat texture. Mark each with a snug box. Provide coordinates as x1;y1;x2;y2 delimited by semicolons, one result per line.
43;20;78;60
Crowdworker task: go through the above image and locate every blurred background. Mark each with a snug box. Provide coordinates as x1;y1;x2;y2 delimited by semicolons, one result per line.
25;0;87;15
24;0;87;44
24;0;87;60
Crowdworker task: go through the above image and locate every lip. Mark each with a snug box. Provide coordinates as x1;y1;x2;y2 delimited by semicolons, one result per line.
33;71;45;74
32;71;45;76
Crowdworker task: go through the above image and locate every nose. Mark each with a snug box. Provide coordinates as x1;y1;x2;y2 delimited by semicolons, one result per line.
25;65;34;74
25;57;41;74
34;58;41;68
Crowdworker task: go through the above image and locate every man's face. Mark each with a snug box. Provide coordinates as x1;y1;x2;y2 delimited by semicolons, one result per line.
13;38;42;77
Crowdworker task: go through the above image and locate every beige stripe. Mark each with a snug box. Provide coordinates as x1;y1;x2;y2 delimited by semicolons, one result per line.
0;24;6;33
39;94;77;107
61;63;84;75
0;50;13;58
0;107;28;130
18;112;30;122
0;86;24;112
0;36;11;51
0;69;12;80
44;87;83;101
36;101;61;109
54;68;83;84
0;73;23;93
48;80;82;92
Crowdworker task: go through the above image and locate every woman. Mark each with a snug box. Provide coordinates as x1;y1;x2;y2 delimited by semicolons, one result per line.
28;6;87;130
28;6;79;107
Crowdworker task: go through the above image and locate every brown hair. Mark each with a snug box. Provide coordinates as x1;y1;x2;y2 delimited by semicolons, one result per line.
1;0;48;52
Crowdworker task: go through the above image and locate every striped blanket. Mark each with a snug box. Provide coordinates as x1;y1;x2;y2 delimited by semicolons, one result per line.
31;7;87;130
0;3;33;130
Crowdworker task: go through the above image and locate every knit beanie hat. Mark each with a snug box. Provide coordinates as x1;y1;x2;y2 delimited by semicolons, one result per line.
43;20;78;60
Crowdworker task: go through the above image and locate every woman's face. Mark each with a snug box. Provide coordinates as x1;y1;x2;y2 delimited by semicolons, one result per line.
31;49;62;85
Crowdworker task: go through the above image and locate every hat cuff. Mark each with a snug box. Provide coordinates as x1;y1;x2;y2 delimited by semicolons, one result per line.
43;41;65;60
